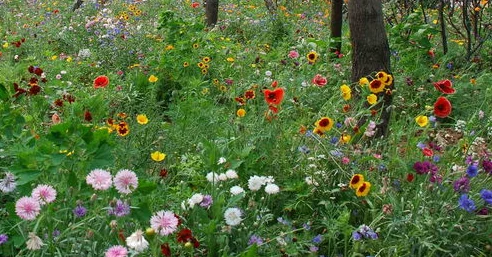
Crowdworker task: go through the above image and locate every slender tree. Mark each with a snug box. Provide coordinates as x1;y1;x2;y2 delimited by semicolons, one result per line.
348;0;393;138
264;0;277;15
205;0;219;27
330;0;344;53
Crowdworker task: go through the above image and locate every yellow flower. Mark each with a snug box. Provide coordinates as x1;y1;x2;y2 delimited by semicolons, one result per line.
340;134;351;144
237;108;246;117
202;56;211;63
369;79;385;94
66;56;73;62
148;75;158;83
470;78;476;85
355;181;371;197
183;62;189;67
307;51;318;63
226;57;235;62
340;84;352;101
201;68;208;75
192;43;199;49
137;114;149;125
2;42;8;48
151;151;166;162
350;174;364;189
51;55;58;61
165;45;174;50
415;115;429;127
367;94;378;105
314;117;334;132
432;19;438;24
359;77;369;87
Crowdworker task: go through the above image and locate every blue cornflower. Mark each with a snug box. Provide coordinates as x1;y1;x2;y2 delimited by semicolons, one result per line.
480;189;492;205
312;234;322;244
458;194;476;213
466;165;479;177
298;145;310;154
73;205;87;218
352;231;362;241
330;137;339;144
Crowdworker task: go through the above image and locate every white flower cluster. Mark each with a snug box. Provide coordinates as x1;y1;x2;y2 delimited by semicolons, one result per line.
206;169;238;184
247;175;279;194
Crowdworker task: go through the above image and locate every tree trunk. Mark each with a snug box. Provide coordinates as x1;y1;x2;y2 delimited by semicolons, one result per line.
264;0;277;15
330;0;344;53
205;0;219;27
348;0;393;138
439;0;448;54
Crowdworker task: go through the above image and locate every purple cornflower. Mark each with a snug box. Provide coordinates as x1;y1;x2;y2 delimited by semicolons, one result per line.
0;234;8;245
353;225;378;241
248;235;263;245
413;161;438;175
480;189;492;205
482;160;492;174
199;195;213;208
108;200;131;217
466;165;479;177
352;231;362;241
312;234;322;244
309;246;319;252
458;194;476;213
453;177;470;193
73;205;87;218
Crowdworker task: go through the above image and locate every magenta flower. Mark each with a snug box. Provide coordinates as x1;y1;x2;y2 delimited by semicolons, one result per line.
86;169;112;191
105;245;128;257
15;196;41;220
113;169;138;194
150;210;179;236
31;184;57;205
288;50;299;59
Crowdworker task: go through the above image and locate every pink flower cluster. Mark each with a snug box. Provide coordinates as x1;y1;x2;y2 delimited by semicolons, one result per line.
15;184;56;220
86;168;138;194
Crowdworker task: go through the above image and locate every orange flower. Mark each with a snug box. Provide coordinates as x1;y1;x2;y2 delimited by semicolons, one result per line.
263;88;285;105
116;121;130;136
93;75;109;89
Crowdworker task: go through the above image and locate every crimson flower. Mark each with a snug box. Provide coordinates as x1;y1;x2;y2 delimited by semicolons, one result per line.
312;74;327;86
177;228;200;248
263;88;285;106
161;243;171;257
93;75;109;89
433;96;452;118
433;79;455;94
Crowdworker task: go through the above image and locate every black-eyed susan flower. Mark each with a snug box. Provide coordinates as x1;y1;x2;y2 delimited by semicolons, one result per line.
183;62;189;67
369;79;384;94
192;43;199;49
197;62;205;69
116;121;130;136
137;114;149;125
202;56;211;63
355;181;371;197
201;69;208;75
212;79;219;85
314;117;334;132
349;174;364;189
307;51;318;63
151;151;166;162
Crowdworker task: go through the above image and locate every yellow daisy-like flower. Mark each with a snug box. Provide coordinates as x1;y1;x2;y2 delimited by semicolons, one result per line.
165;45;174;51
369;79;385;94
415;115;429;127
314;117;334;132
307;51;318;63
226;57;235;62
340;133;351;144
148;75;158;83
2;42;8;48
359;77;369;87
367;94;378;105
340;84;352;101
51;55;58;61
136;114;149;125
212;79;220;85
201;68;208;75
151;151;166;162
66;56;73;62
183;62;189;67
237;108;246;117
355;181;371;197
197;62;205;69
349;174;364;189
202;56;211;63
192;43;199;49
116;121;130;137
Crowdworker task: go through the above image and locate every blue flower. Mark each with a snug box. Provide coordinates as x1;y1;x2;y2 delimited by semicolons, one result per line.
466;165;479;177
480;189;492;205
298;145;310;154
458;194;476;213
73;205;87;218
312;234;322;244
352;231;362;241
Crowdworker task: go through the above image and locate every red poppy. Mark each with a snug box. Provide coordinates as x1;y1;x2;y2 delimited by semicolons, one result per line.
93;75;109;89
406;173;415;182
263;88;285;105
191;2;200;8
311;74;327;87
433;96;452;118
161;243;171;257
422;147;433;157
433;79;455;94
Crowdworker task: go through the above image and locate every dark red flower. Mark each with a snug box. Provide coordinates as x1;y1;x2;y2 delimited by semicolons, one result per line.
84;110;92;122
33;67;43;76
29;85;41;95
263;88;284;105
433;96;452;118
422;147;433;157
93;75;109;89
13;83;27;98
54;99;64;107
177;228;193;243
406;173;415;182
28;65;34;73
161;243;171;257
191;2;200;8
433;79;455;94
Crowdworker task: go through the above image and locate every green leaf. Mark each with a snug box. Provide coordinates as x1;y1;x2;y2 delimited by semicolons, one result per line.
240;244;258;257
132;201;152;223
0;83;8;101
136;179;157;195
88;143;114;170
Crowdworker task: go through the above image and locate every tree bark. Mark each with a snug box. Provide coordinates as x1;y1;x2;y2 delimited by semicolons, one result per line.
264;0;277;15
348;0;393;138
330;0;344;53
439;0;448;54
205;0;219;27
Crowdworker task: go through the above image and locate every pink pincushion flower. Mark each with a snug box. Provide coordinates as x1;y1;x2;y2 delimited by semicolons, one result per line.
113;169;138;194
150;210;179;236
32;184;57;205
105;245;128;257
15;196;41;220
86;169;112;191
288;50;299;59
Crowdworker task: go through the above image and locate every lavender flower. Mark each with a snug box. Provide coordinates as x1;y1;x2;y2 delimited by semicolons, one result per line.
353;225;378;241
0;172;17;193
0;234;8;245
312;234;322;244
199;195;213;208
453;177;470;193
458;194;476;213
108;200;131;217
248;235;263;245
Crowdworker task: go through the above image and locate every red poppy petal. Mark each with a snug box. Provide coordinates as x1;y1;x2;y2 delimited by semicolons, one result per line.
433;79;455;94
433;96;452;118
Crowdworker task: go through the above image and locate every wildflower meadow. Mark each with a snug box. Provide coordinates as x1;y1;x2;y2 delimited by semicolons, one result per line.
1;0;492;256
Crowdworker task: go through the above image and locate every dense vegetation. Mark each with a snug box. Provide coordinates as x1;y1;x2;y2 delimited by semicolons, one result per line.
0;0;491;256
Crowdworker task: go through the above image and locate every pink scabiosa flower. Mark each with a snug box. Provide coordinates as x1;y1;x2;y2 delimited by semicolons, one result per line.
105;245;128;257
150;211;179;236
288;50;299;59
31;184;57;205
311;74;327;87
15;196;41;220
113;169;138;194
86;169;112;191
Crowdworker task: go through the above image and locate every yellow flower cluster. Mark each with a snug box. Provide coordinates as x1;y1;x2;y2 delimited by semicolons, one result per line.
349;174;371;197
